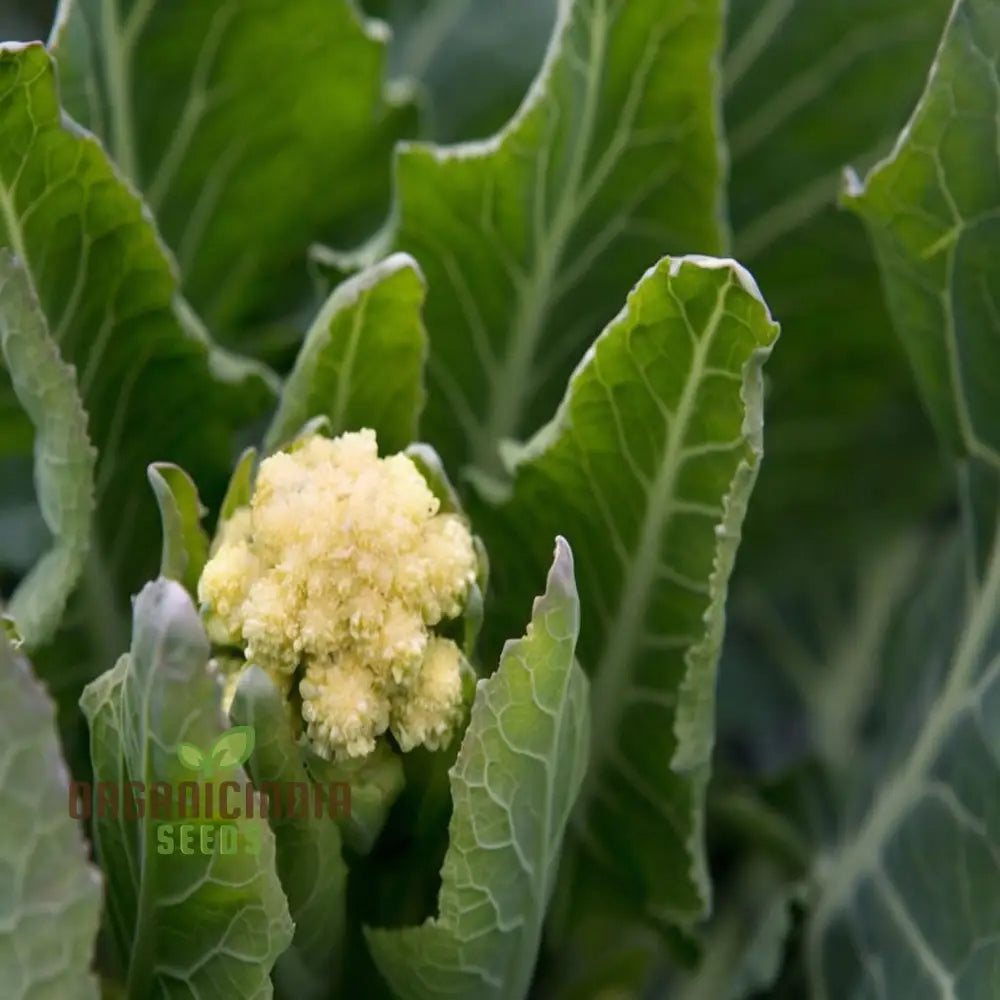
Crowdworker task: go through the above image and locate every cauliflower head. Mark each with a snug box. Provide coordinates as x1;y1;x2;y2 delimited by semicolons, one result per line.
198;429;478;760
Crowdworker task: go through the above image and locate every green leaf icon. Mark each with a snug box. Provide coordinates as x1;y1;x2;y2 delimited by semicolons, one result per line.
210;725;256;769
177;742;206;771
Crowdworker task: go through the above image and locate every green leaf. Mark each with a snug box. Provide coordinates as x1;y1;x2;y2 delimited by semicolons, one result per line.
305;739;405;856
219;447;257;524
0;42;275;605
805;519;1000;998
264;253;428;455
0;634;102;1000
384;0;724;474
725;0;952;581
147;463;209;598
176;742;205;772
79;579;293;999
50;0;416;339
365;536;589;1000
231;665;349;1000
0;251;95;649
476;256;778;923
846;0;1000;563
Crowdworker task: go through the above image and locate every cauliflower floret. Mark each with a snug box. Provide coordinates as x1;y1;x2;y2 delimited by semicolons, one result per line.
197;429;478;759
390;637;465;752
300;654;389;760
198;509;257;645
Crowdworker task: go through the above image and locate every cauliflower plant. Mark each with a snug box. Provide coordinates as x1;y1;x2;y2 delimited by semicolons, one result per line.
198;429;479;760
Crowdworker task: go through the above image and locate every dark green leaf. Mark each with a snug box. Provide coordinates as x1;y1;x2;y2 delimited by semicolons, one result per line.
50;0;417;338
477;256;778;923
725;0;952;580
0;42;274;606
384;0;725;474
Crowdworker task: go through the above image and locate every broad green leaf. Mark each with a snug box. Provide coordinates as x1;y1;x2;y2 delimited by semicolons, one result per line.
806;520;1000;998
264;253;427;455
0;634;102;1000
846;0;1000;564
0;251;95;649
365;537;589;1000
0;42;274;605
476;256;778;923
80;579;293;999
725;0;951;580
305;740;405;856
231;666;349;1000
368;0;556;142
384;0;724;474
147;463;209;598
50;0;416;339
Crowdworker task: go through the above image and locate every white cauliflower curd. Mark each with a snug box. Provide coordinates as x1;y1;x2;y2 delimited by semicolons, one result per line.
198;429;478;760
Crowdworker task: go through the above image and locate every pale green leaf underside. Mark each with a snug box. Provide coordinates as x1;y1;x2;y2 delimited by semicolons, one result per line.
807;523;1000;999
366;537;590;1000
477;256;778;924
0;43;274;603
231;666;349;1000
0;252;95;649
391;0;725;474
80;580;292;999
264;253;427;455
0;636;102;1000
846;0;1000;470
50;0;415;336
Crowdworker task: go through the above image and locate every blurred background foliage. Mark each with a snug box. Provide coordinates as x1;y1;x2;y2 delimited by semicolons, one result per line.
0;0;53;41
